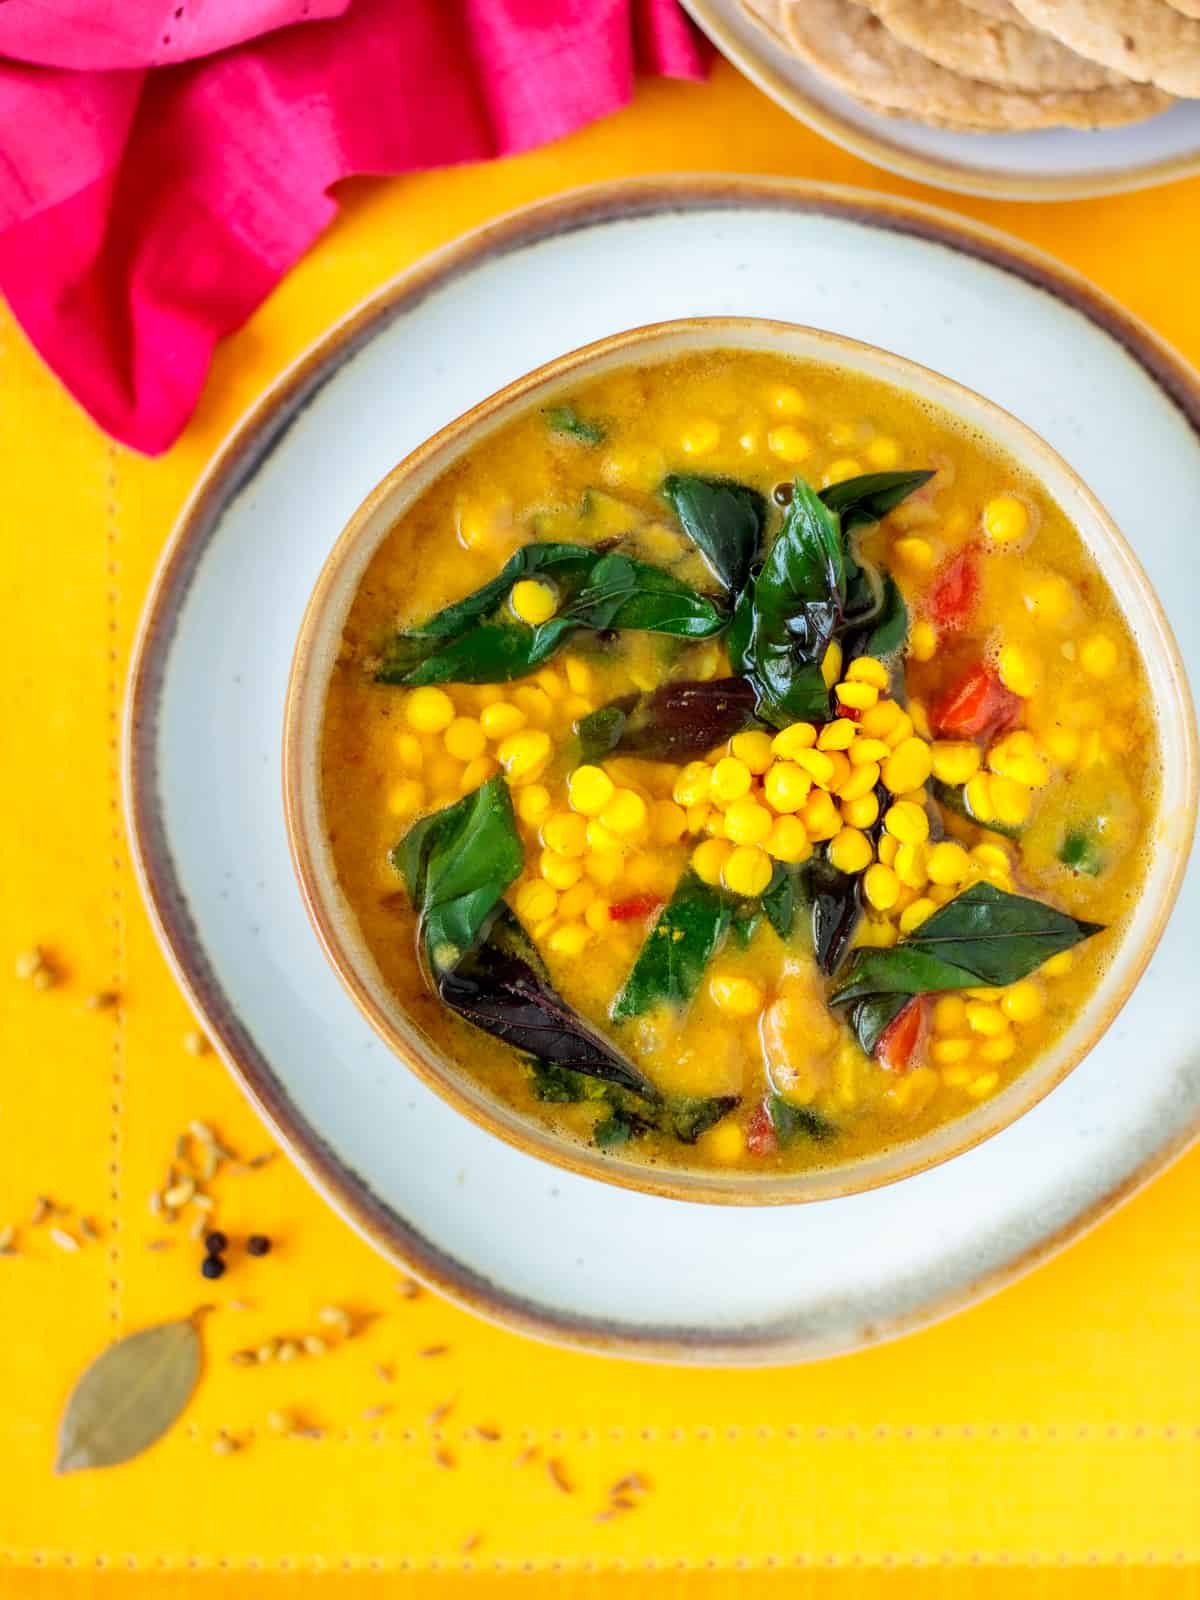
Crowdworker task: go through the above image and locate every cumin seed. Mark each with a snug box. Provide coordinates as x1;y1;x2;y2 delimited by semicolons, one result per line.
396;1276;422;1299
374;1363;393;1384
230;1350;256;1367
427;1398;456;1425
473;1424;501;1442
248;1151;276;1169
30;1197;50;1225
0;1225;15;1255
79;1217;100;1242
461;1533;482;1554
515;1444;540;1467
547;1457;573;1494
434;1446;456;1470
84;990;118;1011
418;1344;449;1358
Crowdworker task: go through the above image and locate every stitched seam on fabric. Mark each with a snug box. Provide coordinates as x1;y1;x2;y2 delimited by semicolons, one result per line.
104;440;126;1334
169;1422;1200;1445
0;1552;1197;1571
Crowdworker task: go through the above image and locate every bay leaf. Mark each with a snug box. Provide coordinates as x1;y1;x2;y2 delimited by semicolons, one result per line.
56;1316;202;1473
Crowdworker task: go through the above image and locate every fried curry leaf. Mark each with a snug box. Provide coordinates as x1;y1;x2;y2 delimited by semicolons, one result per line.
832;882;1103;1007
819;469;935;534
661;474;767;593
544;405;606;445
377;542;720;685
611;871;732;1021
579;676;759;764
443;909;658;1100
767;1094;837;1145
393;775;523;971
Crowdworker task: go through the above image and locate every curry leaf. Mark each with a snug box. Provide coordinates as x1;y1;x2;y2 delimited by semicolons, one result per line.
443;909;658;1100
56;1317;202;1473
580;676;759;764
545;405;606;445
611;871;732;1021
819;470;935;534
565;552;724;638
393;775;524;971
832;882;1103;1007
661;474;767;593
767;1095;837;1144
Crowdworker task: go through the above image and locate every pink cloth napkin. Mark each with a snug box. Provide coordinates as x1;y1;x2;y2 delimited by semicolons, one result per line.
0;1;706;454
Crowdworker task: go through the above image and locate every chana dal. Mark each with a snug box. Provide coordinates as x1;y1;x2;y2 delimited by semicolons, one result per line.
320;351;1157;1173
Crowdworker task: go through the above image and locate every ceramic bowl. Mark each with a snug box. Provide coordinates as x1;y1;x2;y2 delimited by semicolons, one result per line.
283;316;1197;1206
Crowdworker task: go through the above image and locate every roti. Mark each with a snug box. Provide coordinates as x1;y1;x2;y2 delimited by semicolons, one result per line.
861;0;1127;90
1007;0;1200;95
780;0;1171;128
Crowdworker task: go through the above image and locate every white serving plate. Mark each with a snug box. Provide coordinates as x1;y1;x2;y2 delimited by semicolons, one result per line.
126;177;1200;1364
685;0;1200;200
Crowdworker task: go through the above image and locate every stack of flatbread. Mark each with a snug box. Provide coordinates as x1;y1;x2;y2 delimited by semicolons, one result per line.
742;0;1198;131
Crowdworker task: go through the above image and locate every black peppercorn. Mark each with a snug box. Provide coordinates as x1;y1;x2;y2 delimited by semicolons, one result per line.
247;1234;271;1257
205;1230;228;1256
772;482;794;506
201;1255;226;1280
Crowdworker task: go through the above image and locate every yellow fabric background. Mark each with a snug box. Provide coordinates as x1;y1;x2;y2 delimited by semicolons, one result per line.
2;56;1200;1596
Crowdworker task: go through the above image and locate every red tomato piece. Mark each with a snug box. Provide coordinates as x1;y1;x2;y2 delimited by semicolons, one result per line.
608;894;664;924
836;702;863;723
932;663;1021;739
745;1101;778;1156
876;996;928;1075
928;545;980;629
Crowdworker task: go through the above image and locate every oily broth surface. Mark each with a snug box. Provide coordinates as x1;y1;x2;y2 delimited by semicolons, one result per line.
320;350;1158;1174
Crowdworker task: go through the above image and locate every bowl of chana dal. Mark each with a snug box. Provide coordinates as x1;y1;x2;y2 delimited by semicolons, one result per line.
285;319;1195;1204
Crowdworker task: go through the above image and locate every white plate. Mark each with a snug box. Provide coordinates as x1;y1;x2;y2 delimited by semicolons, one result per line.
685;0;1200;200
127;177;1200;1364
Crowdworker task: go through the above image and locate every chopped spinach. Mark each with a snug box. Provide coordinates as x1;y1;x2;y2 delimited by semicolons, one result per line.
1059;827;1106;877
544;405;606;445
767;1094;837;1144
931;777;1022;840
761;861;803;942
392;775;523;971
611;871;732;1021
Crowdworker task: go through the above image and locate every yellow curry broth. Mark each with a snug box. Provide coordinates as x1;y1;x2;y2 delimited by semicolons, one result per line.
320;350;1157;1173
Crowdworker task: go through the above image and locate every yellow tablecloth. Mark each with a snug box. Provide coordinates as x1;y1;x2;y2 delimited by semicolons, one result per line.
3;56;1200;1599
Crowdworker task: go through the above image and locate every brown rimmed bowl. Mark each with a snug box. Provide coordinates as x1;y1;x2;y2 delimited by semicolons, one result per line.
284;316;1197;1207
